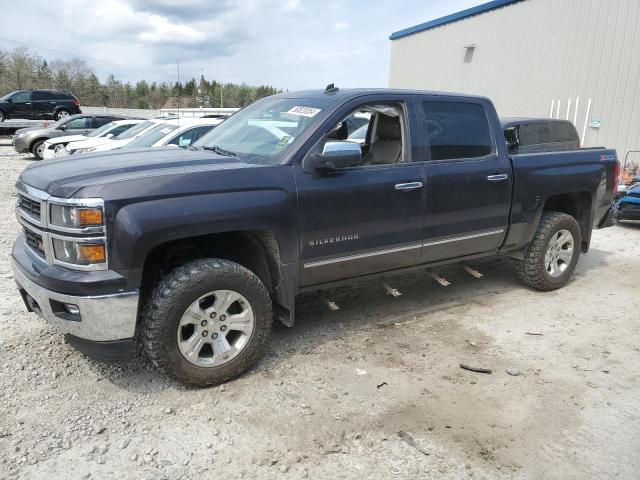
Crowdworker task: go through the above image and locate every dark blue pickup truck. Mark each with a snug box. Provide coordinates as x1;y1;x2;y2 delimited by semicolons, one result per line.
11;87;620;385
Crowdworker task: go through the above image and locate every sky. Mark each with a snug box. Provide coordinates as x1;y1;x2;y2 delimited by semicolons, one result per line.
3;0;481;90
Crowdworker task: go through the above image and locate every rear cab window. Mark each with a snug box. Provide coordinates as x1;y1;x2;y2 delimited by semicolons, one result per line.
550;121;579;143
521;122;551;146
421;100;494;160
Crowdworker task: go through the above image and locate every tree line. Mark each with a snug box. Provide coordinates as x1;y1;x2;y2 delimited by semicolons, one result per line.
0;47;281;109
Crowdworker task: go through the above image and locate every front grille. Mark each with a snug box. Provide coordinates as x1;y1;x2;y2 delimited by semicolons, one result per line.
18;194;41;220
24;226;46;258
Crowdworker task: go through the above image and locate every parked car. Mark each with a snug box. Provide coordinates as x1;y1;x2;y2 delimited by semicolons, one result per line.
13;114;127;159
121;117;223;150
502;118;580;153
11;87;619;386
63;119;167;156
613;183;640;222
42;119;144;160
0;89;81;122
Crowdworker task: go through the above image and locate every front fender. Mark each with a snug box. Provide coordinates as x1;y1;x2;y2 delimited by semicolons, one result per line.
108;189;299;273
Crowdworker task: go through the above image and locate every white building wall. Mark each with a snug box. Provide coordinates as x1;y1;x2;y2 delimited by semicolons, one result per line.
389;0;640;168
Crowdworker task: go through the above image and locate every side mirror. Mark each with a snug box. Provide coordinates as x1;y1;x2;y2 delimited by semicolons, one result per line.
310;141;362;173
6;98;12;103
59;125;66;131
178;137;191;148
165;143;180;149
506;139;518;154
106;133;114;139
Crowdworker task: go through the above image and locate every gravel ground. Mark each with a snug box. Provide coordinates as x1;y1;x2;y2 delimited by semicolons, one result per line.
0;143;639;480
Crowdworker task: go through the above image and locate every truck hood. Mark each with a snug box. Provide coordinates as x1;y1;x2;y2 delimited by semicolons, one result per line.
18;148;256;198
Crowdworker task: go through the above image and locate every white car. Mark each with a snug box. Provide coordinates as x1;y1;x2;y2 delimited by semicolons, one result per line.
61;119;167;156
42;119;143;159
121;117;223;150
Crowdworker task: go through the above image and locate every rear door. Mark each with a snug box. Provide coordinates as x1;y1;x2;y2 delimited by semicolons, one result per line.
32;91;54;119
295;96;426;286
418;97;511;263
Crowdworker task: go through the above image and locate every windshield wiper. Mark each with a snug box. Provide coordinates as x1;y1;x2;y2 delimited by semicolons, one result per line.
202;145;237;157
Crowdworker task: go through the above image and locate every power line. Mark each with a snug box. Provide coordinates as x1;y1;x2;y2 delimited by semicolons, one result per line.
0;36;165;77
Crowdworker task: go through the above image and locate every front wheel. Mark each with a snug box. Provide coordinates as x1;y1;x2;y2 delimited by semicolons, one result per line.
516;211;582;291
31;140;45;160
143;259;273;386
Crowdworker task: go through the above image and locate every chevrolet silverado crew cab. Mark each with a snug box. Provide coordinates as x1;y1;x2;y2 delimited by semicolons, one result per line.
12;87;620;386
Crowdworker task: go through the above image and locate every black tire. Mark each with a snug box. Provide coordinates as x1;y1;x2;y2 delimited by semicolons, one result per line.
515;211;582;291
30;140;45;160
0;110;5;123
143;259;273;386
54;109;71;121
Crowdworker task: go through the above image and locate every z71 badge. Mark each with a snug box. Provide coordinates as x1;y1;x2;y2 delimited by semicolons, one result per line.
309;234;359;247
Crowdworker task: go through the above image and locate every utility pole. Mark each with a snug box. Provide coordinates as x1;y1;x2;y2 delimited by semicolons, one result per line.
176;59;181;117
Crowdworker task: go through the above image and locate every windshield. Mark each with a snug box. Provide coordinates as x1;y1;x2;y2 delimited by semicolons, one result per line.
116;121;153;139
124;124;178;148
87;122;116;137
193;97;329;164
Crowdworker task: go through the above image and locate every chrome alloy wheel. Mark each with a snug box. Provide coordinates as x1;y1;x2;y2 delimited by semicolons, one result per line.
544;229;574;278
177;290;255;367
57;110;70;120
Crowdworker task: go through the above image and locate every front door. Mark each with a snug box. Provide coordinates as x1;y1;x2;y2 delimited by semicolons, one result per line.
9;91;33;119
418;98;511;263
296;100;426;286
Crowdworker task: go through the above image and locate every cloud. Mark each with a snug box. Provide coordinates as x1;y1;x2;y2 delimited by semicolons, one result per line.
0;0;481;89
139;15;207;45
333;20;349;31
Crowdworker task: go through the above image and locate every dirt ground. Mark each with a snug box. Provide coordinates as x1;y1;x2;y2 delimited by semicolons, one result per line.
0;143;639;480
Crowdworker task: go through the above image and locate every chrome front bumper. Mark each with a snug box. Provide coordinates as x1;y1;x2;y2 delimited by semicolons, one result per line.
12;258;139;341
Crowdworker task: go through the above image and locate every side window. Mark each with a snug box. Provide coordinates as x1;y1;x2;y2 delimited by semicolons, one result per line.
303;103;405;171
11;92;31;103
522;123;551;145
422;101;493;160
95;117;113;127
32;91;51;101
65;117;91;129
109;124;132;136
168;126;215;147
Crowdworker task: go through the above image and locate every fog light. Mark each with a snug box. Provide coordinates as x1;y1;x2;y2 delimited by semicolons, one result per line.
64;304;80;315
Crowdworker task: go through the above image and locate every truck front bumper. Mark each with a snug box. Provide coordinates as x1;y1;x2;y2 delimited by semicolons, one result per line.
12;257;139;343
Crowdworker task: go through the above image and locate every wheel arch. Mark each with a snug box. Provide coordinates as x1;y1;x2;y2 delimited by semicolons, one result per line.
542;191;592;252
138;229;295;327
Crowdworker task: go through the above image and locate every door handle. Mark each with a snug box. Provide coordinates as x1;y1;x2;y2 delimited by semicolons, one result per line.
487;174;508;182
25;102;31;105
395;181;423;191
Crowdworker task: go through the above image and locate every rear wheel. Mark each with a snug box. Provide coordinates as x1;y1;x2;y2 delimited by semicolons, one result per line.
143;259;273;386
31;140;46;160
516;211;582;291
54;109;71;121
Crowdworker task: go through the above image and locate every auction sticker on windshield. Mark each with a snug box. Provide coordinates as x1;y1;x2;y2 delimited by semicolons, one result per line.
287;106;321;117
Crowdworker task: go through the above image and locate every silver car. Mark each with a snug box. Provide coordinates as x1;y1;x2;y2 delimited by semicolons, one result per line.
12;114;127;160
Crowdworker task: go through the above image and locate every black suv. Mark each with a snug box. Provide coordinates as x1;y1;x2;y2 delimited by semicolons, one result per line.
0;89;82;122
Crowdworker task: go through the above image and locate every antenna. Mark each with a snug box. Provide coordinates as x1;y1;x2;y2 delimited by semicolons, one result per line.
324;83;339;94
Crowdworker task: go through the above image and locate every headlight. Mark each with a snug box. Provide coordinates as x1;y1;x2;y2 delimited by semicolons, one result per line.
49;204;104;229
52;239;106;265
73;147;97;154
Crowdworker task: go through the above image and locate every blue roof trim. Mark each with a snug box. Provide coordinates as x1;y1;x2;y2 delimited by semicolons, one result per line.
389;0;523;40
